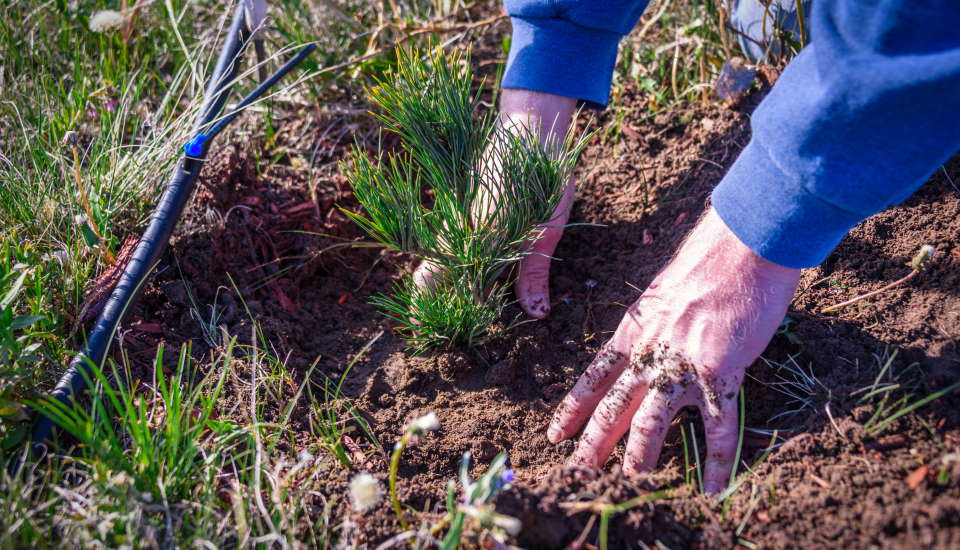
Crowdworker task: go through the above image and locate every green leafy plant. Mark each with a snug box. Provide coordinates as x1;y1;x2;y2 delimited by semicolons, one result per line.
854;349;960;437
29;342;238;501
308;330;384;468
438;451;521;549
342;45;588;351
389;411;441;529
0;263;46;451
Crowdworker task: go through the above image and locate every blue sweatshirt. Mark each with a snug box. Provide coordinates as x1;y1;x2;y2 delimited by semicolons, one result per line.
503;0;960;268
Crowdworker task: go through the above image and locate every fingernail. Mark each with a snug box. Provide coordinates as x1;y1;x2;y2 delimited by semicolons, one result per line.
547;424;561;444
522;294;550;319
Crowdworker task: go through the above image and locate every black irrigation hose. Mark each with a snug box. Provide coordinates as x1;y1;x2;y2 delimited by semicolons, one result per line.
26;3;316;459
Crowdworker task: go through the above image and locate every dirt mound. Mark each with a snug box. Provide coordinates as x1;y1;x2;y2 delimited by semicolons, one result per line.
133;70;960;548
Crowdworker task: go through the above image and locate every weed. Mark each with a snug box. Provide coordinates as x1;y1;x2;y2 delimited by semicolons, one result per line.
0;262;48;451
680;421;704;492
30;342;235;504
612;0;732;114
343;45;588;351
438;451;521;549
864;380;960;436
854;349;960;437
389;411;441;528
774;315;802;345
754;354;827;424
309;330;384;468
822;244;936;313
717;429;779;505
596;490;673;550
14;323;339;546
561;486;673;550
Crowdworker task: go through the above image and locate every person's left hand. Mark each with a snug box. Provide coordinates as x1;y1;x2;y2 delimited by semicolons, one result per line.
547;207;801;492
413;89;577;319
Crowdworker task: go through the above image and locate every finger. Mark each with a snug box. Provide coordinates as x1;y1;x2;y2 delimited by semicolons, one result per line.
412;260;441;290
517;178;574;319
622;382;688;477
410;261;443;330
701;392;740;494
516;250;554;318
548;340;629;443
569;370;647;470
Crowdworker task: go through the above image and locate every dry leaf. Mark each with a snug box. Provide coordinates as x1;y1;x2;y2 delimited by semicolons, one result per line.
906;465;929;490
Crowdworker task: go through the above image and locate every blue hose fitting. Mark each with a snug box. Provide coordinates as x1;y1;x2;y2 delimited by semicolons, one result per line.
184;133;208;157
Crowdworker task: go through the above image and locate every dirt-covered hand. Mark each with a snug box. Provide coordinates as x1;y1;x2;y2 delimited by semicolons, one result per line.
413;89;577;319
547;207;801;492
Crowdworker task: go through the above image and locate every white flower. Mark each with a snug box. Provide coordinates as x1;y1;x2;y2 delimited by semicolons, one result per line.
406;411;440;434
493;514;523;536
298;449;315;464
349;473;382;512
911;244;937;270
89;10;126;33
464;505;523;537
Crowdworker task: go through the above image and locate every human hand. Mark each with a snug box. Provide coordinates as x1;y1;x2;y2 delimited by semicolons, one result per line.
547;207;801;492
413;88;577;319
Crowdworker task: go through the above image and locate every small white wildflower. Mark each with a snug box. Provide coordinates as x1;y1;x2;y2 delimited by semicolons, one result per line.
89;10;126;33
493;514;523;536
349;472;382;512
406;411;441;434
911;244;937;271
298;449;315;464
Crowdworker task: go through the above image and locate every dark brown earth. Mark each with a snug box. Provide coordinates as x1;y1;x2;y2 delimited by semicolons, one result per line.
122;43;960;550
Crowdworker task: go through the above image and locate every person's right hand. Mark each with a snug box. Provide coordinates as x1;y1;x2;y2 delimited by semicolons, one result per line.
547;207;802;492
413;89;577;319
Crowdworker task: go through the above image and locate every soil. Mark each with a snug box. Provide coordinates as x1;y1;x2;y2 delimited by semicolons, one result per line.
121;35;960;550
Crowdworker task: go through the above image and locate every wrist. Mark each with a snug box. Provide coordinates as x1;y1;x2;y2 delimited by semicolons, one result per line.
499;88;576;142
679;208;801;285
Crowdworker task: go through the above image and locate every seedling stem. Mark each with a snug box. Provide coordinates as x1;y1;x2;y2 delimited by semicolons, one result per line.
821;245;935;313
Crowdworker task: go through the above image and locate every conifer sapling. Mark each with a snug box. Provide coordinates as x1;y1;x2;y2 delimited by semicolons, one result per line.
342;45;588;351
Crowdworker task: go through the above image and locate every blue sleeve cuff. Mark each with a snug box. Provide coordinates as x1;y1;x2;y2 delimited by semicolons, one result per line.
711;139;866;269
502;16;623;108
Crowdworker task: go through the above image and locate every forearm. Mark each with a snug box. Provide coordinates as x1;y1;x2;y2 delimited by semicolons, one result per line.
713;0;960;269
499;88;577;144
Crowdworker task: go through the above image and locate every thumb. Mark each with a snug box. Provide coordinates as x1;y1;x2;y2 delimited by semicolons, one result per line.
517;179;574;319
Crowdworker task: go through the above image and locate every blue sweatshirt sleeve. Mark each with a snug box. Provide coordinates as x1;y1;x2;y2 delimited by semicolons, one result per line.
712;1;960;268
502;0;649;107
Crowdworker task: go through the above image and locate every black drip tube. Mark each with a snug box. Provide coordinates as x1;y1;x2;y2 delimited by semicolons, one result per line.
27;3;316;456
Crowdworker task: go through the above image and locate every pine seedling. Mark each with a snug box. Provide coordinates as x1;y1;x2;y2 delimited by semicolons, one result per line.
342;45;588;351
